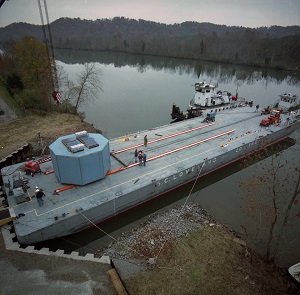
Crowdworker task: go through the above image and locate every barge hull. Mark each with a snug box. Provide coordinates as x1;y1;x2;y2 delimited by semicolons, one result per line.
1;107;299;244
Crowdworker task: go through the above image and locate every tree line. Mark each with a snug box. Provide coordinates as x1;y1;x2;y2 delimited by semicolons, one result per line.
0;17;300;70
0;36;102;114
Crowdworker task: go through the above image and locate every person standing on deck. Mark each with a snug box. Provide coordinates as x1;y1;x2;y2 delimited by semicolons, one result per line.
143;153;147;166
36;189;45;206
144;135;148;147
138;151;143;167
134;149;138;163
255;104;259;112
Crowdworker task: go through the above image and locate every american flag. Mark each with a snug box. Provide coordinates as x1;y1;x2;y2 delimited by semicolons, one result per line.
52;91;62;104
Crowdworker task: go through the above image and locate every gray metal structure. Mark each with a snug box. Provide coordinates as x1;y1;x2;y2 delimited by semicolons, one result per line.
50;132;110;185
1;106;299;244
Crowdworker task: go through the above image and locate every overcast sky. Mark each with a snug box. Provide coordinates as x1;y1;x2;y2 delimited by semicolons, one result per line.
0;0;299;28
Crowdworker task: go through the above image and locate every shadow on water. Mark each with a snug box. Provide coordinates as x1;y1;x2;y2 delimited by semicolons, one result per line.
32;137;296;255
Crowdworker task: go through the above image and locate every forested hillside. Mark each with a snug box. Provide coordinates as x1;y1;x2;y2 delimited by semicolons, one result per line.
1;17;300;69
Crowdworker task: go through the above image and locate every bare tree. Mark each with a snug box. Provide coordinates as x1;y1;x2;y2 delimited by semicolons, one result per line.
239;137;300;264
72;63;103;113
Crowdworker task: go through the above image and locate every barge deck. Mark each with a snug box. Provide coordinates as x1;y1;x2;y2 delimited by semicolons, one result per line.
1;106;299;244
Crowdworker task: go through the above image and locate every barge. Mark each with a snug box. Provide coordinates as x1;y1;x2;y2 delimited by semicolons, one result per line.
1;106;299;245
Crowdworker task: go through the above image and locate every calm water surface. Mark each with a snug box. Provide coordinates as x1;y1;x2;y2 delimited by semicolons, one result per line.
56;50;299;138
46;50;300;267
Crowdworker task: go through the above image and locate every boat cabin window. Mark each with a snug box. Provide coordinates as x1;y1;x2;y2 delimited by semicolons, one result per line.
195;88;210;94
197;88;209;93
195;84;201;91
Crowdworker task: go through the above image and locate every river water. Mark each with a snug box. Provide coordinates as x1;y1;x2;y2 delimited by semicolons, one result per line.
42;49;300;267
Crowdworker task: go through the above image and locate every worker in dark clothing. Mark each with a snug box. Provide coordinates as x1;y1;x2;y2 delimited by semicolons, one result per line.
144;135;148;147
138;151;143;166
36;189;45;206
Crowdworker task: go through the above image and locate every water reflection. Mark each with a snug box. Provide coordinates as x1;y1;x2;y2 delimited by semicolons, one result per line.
57;50;300;140
55;48;300;86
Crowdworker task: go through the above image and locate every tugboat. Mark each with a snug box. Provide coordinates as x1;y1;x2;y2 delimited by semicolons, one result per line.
171;81;242;122
189;81;233;108
260;93;300;116
274;93;300;112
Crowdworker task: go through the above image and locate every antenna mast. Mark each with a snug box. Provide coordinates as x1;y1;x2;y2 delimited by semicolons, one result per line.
37;0;61;103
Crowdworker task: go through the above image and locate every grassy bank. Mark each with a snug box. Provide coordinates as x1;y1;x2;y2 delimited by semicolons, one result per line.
125;226;299;295
0;112;99;160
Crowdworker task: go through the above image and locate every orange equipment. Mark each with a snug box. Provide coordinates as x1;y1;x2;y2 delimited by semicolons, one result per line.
260;110;281;126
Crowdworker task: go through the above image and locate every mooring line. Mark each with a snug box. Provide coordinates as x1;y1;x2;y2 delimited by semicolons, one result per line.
79;212;150;260
152;161;206;265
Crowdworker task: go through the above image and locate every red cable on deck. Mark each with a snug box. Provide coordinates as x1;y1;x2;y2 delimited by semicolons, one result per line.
130;129;235;167
53;184;76;194
108;129;235;173
111;122;215;155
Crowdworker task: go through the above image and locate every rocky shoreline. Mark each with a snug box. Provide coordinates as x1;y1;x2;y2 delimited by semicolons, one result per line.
97;203;217;261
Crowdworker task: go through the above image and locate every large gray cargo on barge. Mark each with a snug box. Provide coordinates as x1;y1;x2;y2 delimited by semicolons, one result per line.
1;106;299;244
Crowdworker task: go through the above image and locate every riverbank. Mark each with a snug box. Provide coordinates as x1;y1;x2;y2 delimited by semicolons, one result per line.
0;111;100;161
98;204;300;295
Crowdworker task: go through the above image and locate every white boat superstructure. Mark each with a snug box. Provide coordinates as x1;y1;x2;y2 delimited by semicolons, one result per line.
171;81;248;121
275;93;300;112
189;81;232;109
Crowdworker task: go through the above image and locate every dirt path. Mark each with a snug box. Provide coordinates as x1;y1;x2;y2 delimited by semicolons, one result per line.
0;94;17;121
